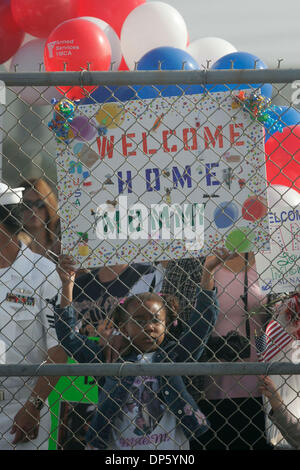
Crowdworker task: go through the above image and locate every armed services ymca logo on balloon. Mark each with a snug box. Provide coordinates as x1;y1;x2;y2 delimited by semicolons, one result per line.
47;39;79;58
47;41;57;58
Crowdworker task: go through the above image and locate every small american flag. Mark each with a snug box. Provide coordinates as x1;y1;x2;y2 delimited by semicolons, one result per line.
255;319;293;362
255;332;267;362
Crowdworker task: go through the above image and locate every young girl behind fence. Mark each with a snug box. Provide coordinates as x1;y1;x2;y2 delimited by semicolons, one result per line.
54;250;234;450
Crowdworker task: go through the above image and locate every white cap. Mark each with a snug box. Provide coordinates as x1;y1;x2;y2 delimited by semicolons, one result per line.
0;183;24;205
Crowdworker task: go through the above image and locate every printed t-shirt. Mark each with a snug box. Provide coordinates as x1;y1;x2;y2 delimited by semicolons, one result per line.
108;353;189;450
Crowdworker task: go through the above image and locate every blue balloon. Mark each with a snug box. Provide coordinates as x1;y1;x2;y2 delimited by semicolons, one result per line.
135;46;204;99
265;105;300;141
137;46;199;71
80;47;204;104
210;51;272;98
81;85;137;105
214;201;239;229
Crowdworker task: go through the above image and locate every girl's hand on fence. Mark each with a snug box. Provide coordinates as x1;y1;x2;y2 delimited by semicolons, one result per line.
95;318;114;343
105;333;131;363
10;402;40;444
96;319;130;363
258;375;283;411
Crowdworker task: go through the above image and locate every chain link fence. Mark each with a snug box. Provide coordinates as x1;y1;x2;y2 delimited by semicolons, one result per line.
0;69;299;451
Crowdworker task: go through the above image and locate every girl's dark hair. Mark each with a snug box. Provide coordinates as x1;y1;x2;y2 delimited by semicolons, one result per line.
112;292;180;334
0;204;23;234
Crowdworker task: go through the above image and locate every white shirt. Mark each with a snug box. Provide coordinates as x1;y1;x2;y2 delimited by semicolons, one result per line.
0;243;61;399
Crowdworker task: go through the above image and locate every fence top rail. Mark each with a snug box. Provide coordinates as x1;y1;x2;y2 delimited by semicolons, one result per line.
1;69;300;87
0;362;299;377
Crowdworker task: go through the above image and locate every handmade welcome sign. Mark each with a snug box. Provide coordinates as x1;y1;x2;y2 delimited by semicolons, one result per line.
255;186;300;293
55;90;270;267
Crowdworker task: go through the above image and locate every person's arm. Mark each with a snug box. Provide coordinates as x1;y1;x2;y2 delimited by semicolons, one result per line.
172;249;236;362
269;406;300;449
10;345;67;444
259;375;300;448
55;255;106;363
57;254;76;308
259;375;284;411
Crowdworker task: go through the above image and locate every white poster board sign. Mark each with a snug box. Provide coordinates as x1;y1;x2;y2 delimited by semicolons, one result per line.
56;90;269;268
255;186;300;293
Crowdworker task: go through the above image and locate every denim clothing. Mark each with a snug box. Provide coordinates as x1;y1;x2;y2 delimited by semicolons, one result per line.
54;288;218;449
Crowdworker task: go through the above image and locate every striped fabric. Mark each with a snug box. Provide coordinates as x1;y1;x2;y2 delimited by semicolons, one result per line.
255;319;293;362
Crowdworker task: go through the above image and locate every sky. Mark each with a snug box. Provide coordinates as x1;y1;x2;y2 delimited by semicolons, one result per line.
149;0;300;68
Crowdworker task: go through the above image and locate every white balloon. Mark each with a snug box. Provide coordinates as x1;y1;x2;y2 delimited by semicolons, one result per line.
80;17;121;71
187;37;237;69
9;38;62;106
120;1;188;70
268;184;300;210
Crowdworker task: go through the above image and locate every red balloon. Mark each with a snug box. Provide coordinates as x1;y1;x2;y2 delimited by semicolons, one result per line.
78;0;145;37
44;18;111;100
0;0;24;64
266;126;300;193
242;196;268;222
11;0;80;38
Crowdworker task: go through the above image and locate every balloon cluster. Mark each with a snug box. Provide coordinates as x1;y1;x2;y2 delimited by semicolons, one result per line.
5;0;276;106
234;91;283;134
4;0;237;103
48;98;76;143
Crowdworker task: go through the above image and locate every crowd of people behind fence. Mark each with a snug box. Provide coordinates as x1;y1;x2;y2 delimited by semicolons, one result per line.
0;178;299;451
